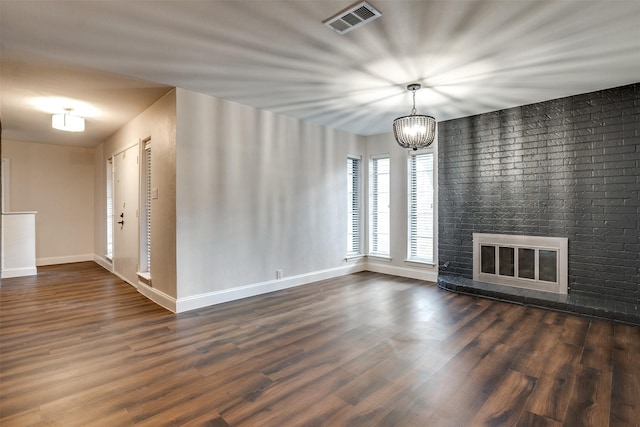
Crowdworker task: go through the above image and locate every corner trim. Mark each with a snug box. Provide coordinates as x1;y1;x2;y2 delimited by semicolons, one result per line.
138;281;176;313
93;254;113;272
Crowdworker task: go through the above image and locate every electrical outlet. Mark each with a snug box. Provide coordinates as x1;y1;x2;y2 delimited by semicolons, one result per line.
276;269;283;279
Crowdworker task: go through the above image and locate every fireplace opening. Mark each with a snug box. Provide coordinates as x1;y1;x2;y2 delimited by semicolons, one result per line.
473;233;568;294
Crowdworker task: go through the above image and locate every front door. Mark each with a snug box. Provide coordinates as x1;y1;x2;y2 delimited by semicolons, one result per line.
112;144;139;286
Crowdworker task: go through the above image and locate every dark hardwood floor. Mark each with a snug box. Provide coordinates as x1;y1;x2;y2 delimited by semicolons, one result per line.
1;262;638;427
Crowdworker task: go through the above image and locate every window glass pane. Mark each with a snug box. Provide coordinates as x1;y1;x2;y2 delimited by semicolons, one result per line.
481;245;495;274
518;248;535;279
539;250;557;282
408;152;434;263
370;156;390;256
106;159;114;259
347;157;361;255
499;246;515;276
1;159;9;212
143;143;152;272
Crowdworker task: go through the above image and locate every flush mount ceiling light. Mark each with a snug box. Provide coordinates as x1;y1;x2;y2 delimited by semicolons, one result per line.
52;108;85;132
393;84;436;150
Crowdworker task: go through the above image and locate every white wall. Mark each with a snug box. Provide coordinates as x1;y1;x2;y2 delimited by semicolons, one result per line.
1;87;437;312
94;89;177;299
364;133;439;282
2;139;95;265
175;88;366;308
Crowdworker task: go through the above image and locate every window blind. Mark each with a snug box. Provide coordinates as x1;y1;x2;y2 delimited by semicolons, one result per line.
106;158;114;259
408;152;434;263
143;141;152;272
369;156;390;256
347;156;361;255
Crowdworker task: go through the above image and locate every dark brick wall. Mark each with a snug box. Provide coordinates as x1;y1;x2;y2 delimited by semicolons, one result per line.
438;83;640;304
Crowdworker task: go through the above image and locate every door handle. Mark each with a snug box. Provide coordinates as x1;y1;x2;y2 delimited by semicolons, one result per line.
118;212;124;226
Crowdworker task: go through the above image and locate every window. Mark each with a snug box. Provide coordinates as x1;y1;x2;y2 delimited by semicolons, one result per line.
106;158;114;259
140;139;152;273
408;151;435;263
347;156;362;256
369;156;390;256
1;158;10;212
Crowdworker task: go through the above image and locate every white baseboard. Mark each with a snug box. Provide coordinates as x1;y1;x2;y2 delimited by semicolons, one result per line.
37;254;93;266
93;255;113;272
87;251;436;314
175;262;367;313
365;261;438;283
1;267;38;279
138;281;177;312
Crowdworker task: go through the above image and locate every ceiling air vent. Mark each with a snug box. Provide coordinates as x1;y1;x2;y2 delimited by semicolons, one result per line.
323;1;381;35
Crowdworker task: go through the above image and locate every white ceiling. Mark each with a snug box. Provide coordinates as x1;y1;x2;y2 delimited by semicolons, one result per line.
2;0;640;147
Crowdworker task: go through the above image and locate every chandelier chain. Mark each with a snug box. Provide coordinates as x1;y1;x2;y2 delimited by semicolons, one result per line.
411;90;417;115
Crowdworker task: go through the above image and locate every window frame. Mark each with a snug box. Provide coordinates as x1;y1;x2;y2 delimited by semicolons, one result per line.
407;149;435;265
346;155;363;257
1;158;10;213
368;154;391;258
139;138;152;275
106;157;114;260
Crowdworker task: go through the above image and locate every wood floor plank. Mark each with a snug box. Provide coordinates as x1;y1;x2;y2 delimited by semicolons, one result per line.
516;411;563;427
510;313;565;378
1;262;638;427
524;342;582;422
610;324;640;427
563;365;612;427
580;319;614;371
469;368;537;426
426;343;522;426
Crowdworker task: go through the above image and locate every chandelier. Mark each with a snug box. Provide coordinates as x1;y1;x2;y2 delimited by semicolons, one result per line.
393;83;436;150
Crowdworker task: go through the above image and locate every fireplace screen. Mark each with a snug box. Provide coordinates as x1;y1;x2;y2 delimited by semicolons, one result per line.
481;245;495;274
539;250;558;282
499;247;514;276
473;234;568;294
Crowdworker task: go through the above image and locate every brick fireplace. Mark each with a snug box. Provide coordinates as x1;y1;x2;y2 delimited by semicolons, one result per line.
437;83;639;320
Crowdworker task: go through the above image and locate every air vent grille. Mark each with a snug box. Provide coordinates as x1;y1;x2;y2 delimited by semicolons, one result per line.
353;5;375;20
323;1;381;35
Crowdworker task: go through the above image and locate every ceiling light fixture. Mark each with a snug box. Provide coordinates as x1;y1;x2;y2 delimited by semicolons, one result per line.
52;108;85;132
393;84;436;150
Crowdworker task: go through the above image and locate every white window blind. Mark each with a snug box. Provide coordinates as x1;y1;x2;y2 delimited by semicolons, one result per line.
106;158;114;259
1;159;10;212
408;152;434;263
347;156;361;255
142;140;152;272
369;156;390;256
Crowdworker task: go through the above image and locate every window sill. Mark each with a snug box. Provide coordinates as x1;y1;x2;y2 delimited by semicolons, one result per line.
368;254;392;262
345;254;365;261
404;259;435;267
137;271;152;286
